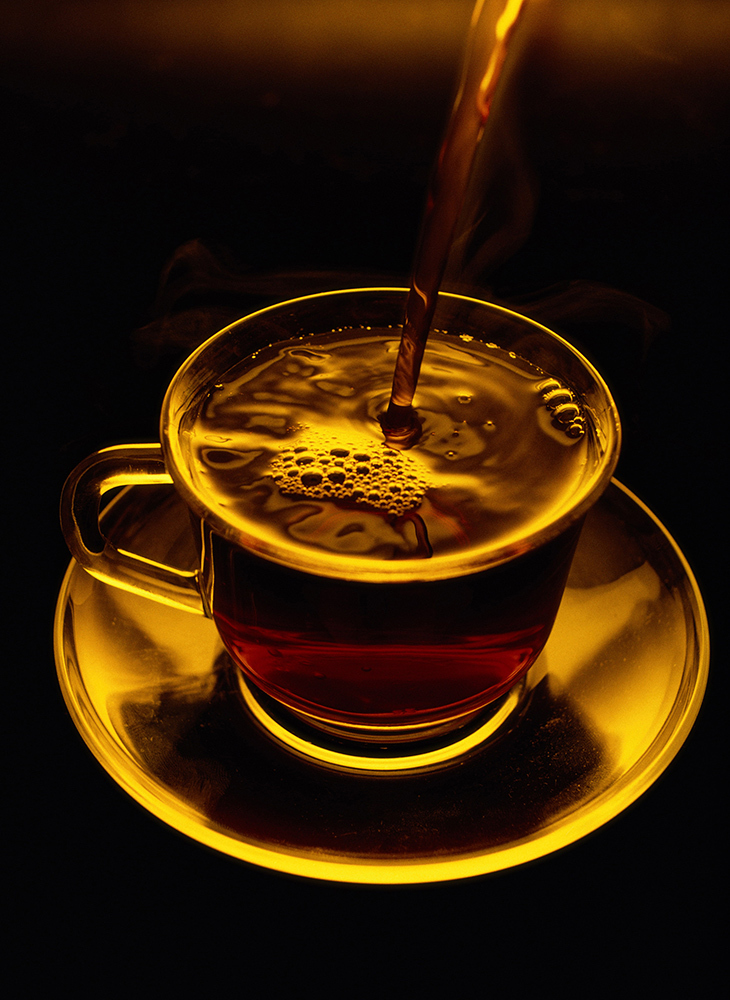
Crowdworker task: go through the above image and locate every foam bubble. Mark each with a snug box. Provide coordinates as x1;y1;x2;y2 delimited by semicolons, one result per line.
268;427;434;517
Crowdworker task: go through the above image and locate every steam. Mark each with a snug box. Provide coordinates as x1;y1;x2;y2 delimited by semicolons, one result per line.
131;239;400;370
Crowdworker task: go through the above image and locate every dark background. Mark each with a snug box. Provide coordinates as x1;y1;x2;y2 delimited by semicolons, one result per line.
4;1;726;991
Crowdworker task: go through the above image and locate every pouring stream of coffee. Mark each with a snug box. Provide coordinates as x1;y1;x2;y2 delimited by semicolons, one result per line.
381;0;530;448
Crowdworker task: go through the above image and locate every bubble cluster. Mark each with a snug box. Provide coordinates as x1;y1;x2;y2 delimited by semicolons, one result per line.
268;428;434;517
536;378;586;439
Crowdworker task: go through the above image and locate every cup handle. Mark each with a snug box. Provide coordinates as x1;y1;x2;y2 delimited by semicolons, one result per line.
60;443;205;615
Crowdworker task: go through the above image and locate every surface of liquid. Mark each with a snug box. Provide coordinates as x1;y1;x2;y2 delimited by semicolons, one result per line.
183;328;593;569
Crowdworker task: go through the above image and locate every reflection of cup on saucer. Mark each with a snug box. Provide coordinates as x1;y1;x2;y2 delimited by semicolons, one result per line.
61;287;620;753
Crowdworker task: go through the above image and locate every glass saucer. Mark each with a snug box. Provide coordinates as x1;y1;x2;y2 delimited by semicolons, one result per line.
54;479;708;883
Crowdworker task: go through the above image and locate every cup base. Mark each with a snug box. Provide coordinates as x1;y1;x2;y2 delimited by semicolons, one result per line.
235;672;527;771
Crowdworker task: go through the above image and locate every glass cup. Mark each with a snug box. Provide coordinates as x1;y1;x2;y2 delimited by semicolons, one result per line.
61;288;620;747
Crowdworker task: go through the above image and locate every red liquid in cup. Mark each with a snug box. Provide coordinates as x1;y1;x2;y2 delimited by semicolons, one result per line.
211;520;581;727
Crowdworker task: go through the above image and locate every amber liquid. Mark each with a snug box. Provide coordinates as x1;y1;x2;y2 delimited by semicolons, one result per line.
193;1;582;733
212;520;581;729
188;328;593;731
383;0;530;444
